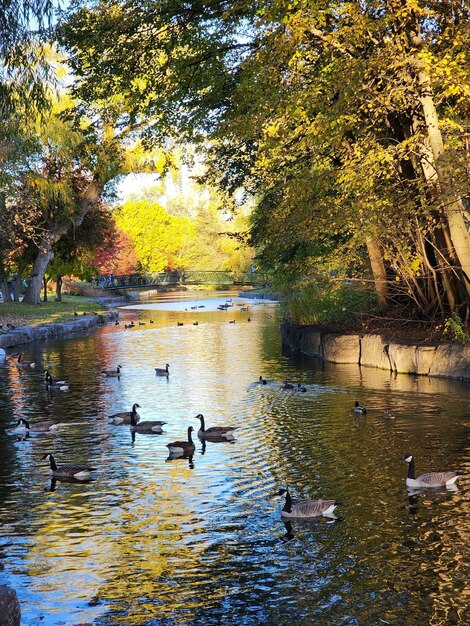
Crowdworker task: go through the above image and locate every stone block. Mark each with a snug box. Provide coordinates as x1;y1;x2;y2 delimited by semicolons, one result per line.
299;329;322;357
388;343;419;373
360;334;391;370
429;343;470;380
322;334;360;364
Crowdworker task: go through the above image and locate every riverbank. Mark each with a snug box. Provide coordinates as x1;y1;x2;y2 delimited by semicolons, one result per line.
0;310;118;351
281;322;470;381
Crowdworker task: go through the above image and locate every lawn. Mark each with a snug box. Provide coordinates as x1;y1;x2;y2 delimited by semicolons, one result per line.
0;296;105;329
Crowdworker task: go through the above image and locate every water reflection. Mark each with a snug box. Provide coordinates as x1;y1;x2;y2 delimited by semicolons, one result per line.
0;291;468;625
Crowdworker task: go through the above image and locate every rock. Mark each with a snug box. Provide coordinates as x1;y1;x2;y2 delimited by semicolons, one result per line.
360;334;391;370
388;343;419;374
429;343;470;380
0;585;20;625
322;334;360;364
299;329;322;357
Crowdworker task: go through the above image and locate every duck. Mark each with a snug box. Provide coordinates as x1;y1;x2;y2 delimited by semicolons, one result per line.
44;372;69;391
229;320;236;324
166;426;196;457
130;411;166;434
41;453;95;481
258;376;267;385
354;401;367;414
193;321;199;326
402;454;461;488
278;487;340;519
109;403;141;425
177;322;184;326
101;365;122;377
15;353;36;368
296;383;307;393
16;418;58;433
138;322;146;326
382;410;395;419
194;414;237;440
155;363;170;376
281;381;294;390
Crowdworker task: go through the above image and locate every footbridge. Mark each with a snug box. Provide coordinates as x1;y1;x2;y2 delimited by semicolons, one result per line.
97;270;269;290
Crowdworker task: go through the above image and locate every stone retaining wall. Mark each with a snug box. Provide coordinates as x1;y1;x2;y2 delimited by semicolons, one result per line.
281;322;470;381
0;311;118;350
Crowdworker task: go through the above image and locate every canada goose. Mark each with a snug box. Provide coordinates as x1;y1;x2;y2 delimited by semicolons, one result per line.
259;376;267;385
16;418;58;433
138;322;145;326
278;488;340;519
129;411;166;434
193;321;199;326
45;372;69;391
281;381;294;390
382;411;395;419
354;401;367;414
402;454;461;488
296;383;307;393
229;320;236;324
166;426;196;457
155;364;170;376
6;323;15;330
194;414;237;439
41;453;95;481
177;322;184;326
15;353;36;368
109;403;140;425
101;365;122;377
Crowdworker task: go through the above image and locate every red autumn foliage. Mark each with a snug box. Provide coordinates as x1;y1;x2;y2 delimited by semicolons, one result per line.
93;225;139;275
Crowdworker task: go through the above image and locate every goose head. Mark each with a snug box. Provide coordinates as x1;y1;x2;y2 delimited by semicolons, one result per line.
401;454;413;463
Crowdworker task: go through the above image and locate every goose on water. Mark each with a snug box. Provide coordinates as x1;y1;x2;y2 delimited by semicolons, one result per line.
15;353;36;368
44;371;69;391
130;411;166;434
109;403;141;425
155;364;170;376
402;454;461;488
166;426;196;457
16;418;58;433
278;487;340;519
281;381;294;390
194;414;237;440
296;383;307;393
258;376;267;385
41;453;95;481
354;401;367;414
102;365;122;377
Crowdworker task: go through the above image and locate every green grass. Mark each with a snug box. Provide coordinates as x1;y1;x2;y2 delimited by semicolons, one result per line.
0;296;105;329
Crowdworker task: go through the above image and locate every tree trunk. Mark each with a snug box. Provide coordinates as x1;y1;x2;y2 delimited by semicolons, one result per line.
0;278;11;303
23;243;54;304
14;268;23;302
22;178;104;305
410;34;470;295
55;274;62;302
43;275;48;302
366;236;389;309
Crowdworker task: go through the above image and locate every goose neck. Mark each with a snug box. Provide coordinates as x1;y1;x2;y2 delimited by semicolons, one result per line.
49;455;58;471
407;459;415;480
187;427;193;443
199;415;206;432
282;489;292;513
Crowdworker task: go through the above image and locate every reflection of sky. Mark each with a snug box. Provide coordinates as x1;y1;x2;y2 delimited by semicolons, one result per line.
121;296;277;312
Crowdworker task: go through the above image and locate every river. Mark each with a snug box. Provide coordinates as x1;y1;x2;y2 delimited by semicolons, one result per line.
0;291;468;625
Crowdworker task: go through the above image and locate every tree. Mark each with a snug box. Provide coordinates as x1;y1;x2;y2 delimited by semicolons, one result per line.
58;1;470;321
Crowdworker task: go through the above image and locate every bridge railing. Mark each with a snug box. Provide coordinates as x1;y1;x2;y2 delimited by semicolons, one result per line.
96;270;270;289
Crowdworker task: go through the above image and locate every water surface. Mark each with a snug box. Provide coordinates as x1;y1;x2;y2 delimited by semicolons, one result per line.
0;291;468;625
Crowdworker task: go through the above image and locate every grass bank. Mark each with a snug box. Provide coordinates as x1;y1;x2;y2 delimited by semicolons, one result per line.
0;296;105;330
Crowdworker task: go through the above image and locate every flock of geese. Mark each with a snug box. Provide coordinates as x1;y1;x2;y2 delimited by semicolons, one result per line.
8;333;463;520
